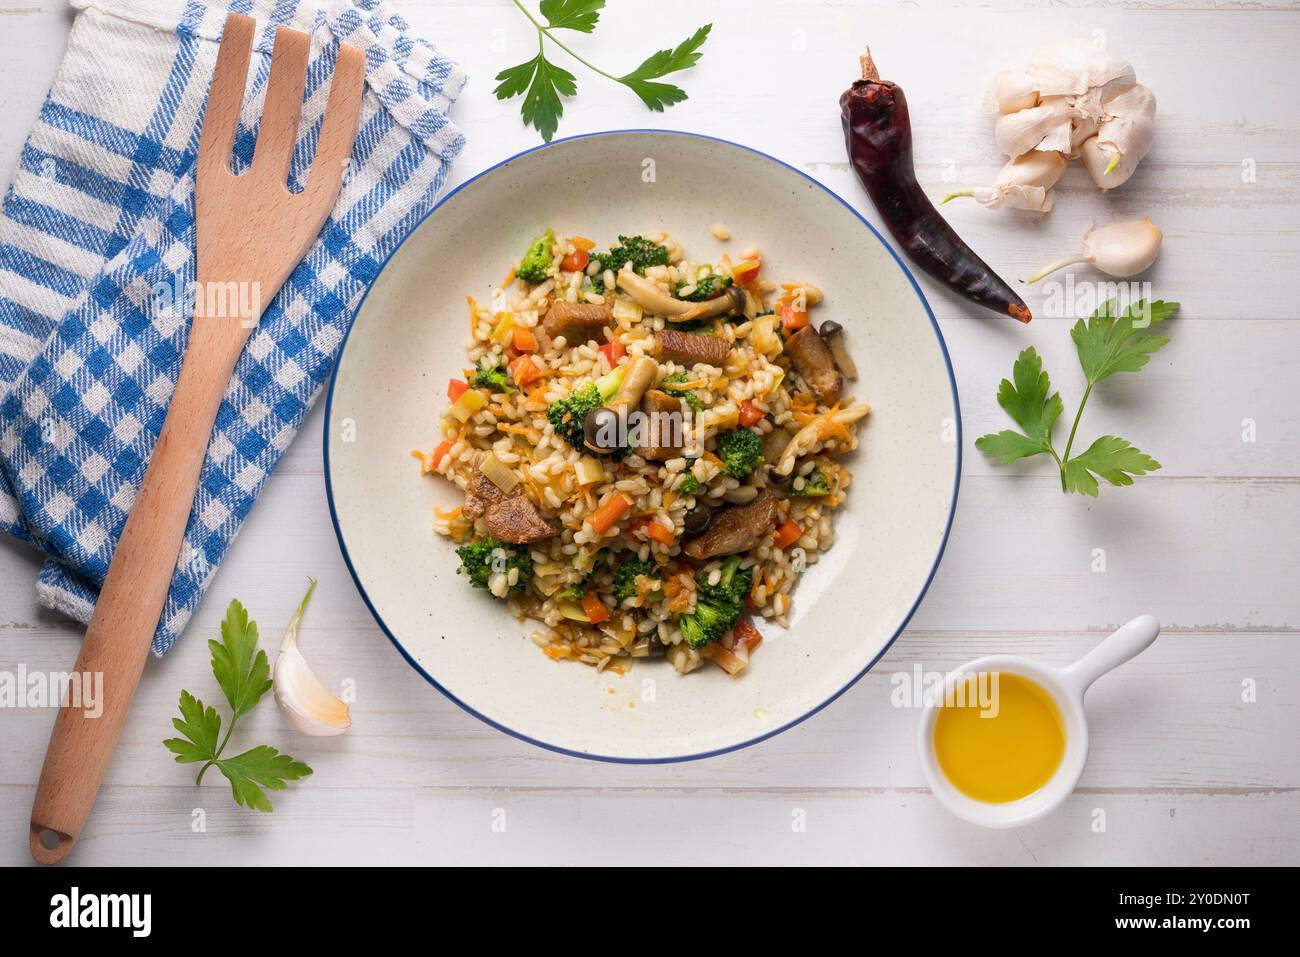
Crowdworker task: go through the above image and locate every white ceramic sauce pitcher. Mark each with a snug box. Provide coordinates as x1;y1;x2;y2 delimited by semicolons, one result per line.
917;615;1160;828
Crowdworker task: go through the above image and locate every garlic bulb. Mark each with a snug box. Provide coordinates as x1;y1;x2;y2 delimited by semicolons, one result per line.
942;151;1067;213
274;579;351;736
1026;218;1163;283
991;39;1155;192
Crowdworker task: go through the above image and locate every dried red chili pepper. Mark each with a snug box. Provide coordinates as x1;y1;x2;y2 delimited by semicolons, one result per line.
840;51;1031;324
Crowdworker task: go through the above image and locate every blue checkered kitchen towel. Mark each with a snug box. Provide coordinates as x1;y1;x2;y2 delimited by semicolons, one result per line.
0;0;464;653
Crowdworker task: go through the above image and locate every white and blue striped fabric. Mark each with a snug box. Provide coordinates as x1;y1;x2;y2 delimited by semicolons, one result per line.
0;0;464;653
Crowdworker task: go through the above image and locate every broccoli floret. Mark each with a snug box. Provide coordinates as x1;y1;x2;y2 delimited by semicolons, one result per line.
698;554;754;607
675;274;733;302
594;235;670;277
787;467;834;498
456;537;533;596
471;356;512;393
660;372;705;413
517;229;555;283
545;366;627;449
678;556;752;648
677;467;701;495
613;557;660;604
717;428;764;479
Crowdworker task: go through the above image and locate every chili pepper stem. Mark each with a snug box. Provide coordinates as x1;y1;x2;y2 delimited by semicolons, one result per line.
1026;253;1091;284
940;188;976;205
859;49;879;82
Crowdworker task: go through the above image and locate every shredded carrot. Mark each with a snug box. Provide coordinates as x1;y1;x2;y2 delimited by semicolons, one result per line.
570;236;596;251
543;644;574;661
501;267;516;288
467;296;480;336
434;505;462;520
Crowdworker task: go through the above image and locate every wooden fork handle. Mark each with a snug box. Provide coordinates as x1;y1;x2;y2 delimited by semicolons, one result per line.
29;322;245;864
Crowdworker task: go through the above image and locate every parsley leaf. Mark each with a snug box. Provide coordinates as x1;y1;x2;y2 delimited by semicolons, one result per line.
163;690;221;764
208;598;271;719
495;2;710;141
1062;436;1161;497
976;299;1179;495
540;0;603;33
217;746;313;813
1072;298;1177;385
494;53;577;144
618;24;711;111
975;347;1063;464
164;594;312;812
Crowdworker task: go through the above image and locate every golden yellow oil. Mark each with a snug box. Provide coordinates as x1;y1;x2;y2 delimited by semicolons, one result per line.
933;672;1066;804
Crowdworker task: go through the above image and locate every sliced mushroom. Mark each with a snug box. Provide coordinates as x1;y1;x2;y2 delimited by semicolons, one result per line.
616;267;746;323
673;285;746;324
616;268;693;318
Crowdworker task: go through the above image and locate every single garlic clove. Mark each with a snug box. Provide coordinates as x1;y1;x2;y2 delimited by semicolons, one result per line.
993;70;1039;114
274;579;351;737
1026;217;1162;283
995;97;1075;157
1081;85;1157;189
941;151;1065;212
1081;217;1163;278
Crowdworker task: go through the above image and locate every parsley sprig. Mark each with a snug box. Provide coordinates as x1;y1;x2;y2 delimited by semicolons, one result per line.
164;599;311;811
976;299;1180;496
495;0;711;142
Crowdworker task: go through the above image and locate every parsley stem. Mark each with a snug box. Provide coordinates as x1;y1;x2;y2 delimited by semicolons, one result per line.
512;0;623;83
195;717;237;785
1062;381;1093;465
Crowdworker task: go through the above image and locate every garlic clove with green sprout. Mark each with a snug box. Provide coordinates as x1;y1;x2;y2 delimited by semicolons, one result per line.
274;578;351;736
1079;85;1157;189
1026;218;1163;283
941;150;1067;213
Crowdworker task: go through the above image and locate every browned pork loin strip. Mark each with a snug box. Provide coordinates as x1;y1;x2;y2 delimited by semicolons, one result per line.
638;389;683;461
463;465;558;543
483;493;559;544
683;489;781;560
785;325;844;404
542;301;612;344
462;467;512;520
655;329;729;367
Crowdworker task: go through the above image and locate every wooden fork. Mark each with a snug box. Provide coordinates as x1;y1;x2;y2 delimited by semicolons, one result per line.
28;12;364;864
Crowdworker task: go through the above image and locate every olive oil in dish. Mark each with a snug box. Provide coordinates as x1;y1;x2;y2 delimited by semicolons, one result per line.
932;672;1066;804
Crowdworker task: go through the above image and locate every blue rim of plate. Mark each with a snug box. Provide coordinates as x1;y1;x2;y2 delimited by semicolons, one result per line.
323;128;962;764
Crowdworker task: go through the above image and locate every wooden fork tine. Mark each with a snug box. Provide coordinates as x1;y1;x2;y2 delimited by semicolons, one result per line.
300;43;366;215
251;26;312;185
196;12;255;185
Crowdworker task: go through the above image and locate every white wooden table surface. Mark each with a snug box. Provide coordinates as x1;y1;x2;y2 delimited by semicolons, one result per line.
1;0;1297;866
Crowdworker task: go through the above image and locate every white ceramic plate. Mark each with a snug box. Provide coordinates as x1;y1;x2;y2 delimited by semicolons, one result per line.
325;130;960;762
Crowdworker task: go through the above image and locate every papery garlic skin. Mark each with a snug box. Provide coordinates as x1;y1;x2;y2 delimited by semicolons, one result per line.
942;151;1066;213
274;579;352;737
995;98;1074;158
1026;217;1163;283
993;70;1038;114
1079;85;1157;189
